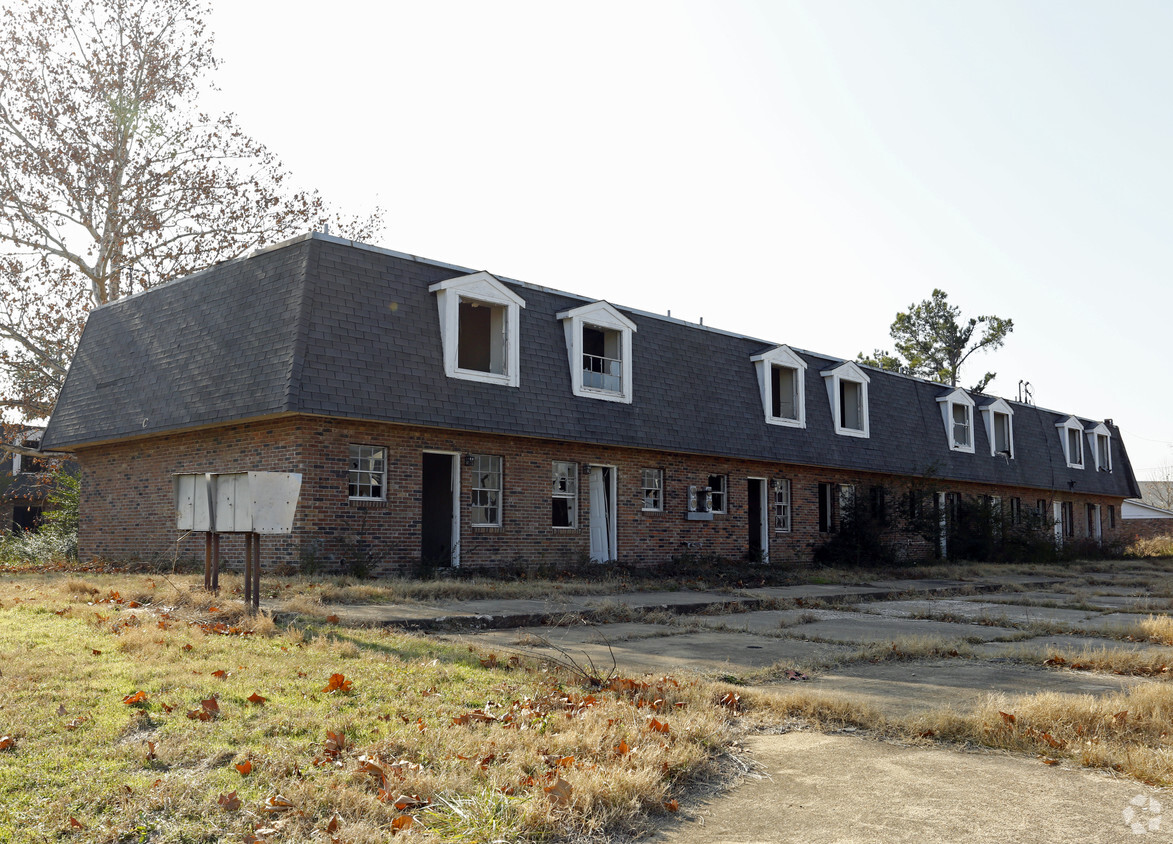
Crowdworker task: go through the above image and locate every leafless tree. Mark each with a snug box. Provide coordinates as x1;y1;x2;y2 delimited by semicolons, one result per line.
0;0;380;453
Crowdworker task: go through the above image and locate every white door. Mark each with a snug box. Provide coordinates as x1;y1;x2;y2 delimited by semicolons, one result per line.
589;466;616;563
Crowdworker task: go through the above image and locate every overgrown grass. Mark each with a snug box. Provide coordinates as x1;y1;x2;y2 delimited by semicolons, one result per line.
0;574;733;843
1125;534;1173;559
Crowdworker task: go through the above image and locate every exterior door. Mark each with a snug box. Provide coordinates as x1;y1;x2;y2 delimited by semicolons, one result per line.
421;453;459;567
747;478;768;562
588;466;616;563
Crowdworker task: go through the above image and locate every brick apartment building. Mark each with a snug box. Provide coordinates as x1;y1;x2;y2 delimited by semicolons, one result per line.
41;234;1141;574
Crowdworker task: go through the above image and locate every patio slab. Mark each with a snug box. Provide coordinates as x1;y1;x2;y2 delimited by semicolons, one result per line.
858;599;1102;627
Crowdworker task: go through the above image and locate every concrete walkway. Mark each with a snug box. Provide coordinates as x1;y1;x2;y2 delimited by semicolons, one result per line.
651;732;1167;844
309;576;1061;631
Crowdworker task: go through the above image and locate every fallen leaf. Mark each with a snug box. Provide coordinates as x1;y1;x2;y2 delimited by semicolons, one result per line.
663;799;679;812
236;760;253;776
648;718;670;734
263;794;295;813
391;794;428;811
615;739;630;756
69;817;85;830
217;791;241;811
122;691;148;705
1042;757;1060;766
0;735;15;752
391;815;414;833
182;644;193;651
211;669;228;679
326;614;340;624
145;740;157;760
322;673;353;693
324;730;346;757
998;711;1016;726
326;815;340;833
544;777;573;807
247;692;267;705
201;698;220;717
91;649;102;656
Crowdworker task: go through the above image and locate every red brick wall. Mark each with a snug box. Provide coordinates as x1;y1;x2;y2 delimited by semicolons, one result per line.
74;415;1134;575
1121;517;1173;543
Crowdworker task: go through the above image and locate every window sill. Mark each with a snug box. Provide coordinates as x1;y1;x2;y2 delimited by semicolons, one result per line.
348;499;387;508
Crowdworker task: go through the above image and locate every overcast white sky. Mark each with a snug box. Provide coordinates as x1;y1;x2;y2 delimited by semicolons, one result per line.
207;0;1173;480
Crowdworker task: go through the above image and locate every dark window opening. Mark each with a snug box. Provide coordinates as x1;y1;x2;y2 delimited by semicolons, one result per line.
1109;504;1116;529
771;365;798;420
818;482;834;533
457;299;505;374
12;505;42;533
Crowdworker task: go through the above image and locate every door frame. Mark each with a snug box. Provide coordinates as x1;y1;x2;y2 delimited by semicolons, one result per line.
747;477;769;562
588;464;617;563
422;450;461;567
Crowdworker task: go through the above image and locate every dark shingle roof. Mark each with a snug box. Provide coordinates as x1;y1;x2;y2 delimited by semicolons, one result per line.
43;234;1141;499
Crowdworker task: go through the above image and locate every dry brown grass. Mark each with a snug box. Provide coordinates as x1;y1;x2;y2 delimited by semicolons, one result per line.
0;573;735;843
1125;534;1173;559
912;684;1173;785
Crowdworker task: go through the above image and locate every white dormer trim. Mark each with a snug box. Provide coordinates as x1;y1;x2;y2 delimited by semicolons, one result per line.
821;361;870;439
936;388;976;454
1055;415;1084;469
429;272;526;388
556;301;636;404
1086;421;1112;472
750;345;807;429
980;397;1015;459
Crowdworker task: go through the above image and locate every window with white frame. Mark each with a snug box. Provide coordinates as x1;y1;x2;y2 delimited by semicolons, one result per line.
348;444;386;500
469;454;502;526
1056;416;1084;469
429;271;526;387
936;388;975;453
708;475;727;513
980;398;1015;458
750;345;807;428
552;461;578;528
773;479;791;532
822;362;870;438
640;468;663;512
556;301;636;403
1087;422;1112;472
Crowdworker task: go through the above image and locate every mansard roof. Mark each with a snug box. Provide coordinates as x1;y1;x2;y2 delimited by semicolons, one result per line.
43;233;1140;499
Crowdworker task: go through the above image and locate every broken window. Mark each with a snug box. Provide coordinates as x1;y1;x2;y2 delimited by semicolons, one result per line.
818;482;834;533
1062;501;1075;538
752;345;807;428
839;484;856;529
1009;497;1022;525
708;475;727;514
16;439;45;474
771;365;799;421
552;461;577;528
348;445;386;500
469;454;502;526
993;412;1011;455
457;299;506;375
952;402;971;448
840;380;863;431
581;324;623;393
773;479;791;532
1096;432;1111;472
640;468;663;512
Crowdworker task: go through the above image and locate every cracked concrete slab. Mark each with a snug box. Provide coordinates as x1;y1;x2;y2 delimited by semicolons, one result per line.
859;598;1102;626
650;732;1167;844
784;658;1145;718
972;634;1173;659
782;615;1022;645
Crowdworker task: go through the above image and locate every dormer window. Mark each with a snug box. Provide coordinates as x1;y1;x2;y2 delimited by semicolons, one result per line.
557;301;636;403
1086;422;1112;472
980;398;1014;458
821;362;870;438
1056;415;1084;469
750;345;807;428
936;388;975;453
429;271;526;387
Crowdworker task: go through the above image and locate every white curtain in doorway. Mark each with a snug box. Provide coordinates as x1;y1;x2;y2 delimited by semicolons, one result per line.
589;467;613;563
